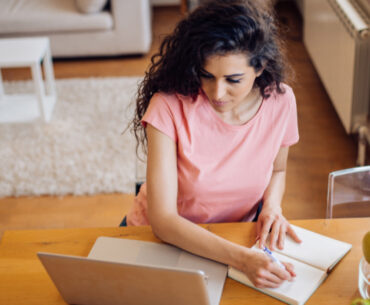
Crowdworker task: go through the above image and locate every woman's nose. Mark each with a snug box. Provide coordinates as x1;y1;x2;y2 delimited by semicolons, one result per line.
213;81;227;100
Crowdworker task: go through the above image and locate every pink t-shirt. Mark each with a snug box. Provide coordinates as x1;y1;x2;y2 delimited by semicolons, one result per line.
127;84;299;226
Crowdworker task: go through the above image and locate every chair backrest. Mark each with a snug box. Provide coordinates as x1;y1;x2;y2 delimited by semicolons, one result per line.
326;166;370;218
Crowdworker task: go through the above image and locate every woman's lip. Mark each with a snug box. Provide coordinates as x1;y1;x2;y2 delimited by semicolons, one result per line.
212;100;228;106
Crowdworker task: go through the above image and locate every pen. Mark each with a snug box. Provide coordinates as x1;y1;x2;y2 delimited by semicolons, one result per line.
263;246;286;270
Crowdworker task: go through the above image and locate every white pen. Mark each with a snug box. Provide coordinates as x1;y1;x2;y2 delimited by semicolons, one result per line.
263;246;286;270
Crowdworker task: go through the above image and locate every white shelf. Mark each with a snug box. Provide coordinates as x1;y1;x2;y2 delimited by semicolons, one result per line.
0;94;56;123
0;36;57;123
0;37;48;67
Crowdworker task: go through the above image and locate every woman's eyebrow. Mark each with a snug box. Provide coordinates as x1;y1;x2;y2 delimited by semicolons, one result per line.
224;73;244;77
200;69;244;78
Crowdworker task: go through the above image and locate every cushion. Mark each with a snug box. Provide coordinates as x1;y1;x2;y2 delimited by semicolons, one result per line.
0;0;113;35
75;0;108;14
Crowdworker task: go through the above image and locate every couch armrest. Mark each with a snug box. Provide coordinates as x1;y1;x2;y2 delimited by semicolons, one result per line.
110;0;152;53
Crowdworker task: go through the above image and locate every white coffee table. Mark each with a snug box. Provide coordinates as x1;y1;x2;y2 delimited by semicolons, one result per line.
0;37;57;123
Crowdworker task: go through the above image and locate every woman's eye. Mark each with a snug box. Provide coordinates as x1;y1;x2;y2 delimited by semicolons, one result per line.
226;78;241;84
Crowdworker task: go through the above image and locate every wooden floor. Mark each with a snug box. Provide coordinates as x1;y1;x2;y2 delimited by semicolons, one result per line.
0;3;359;238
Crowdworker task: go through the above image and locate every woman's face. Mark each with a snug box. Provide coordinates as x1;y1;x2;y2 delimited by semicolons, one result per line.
200;53;262;114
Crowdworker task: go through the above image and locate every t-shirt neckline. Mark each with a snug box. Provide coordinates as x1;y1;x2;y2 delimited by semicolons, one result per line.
201;91;267;130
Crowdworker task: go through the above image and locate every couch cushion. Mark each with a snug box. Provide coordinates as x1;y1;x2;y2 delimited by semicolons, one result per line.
75;0;108;14
0;0;113;35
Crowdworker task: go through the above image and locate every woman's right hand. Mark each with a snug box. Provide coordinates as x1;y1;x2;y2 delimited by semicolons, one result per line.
239;250;296;288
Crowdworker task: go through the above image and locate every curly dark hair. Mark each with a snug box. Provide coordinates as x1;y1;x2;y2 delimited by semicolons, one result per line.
132;0;290;153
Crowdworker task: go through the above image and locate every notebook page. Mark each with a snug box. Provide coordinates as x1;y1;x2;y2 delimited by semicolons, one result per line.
228;251;327;305
269;225;352;271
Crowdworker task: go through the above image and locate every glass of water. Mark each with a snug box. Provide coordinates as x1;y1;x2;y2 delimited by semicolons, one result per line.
359;257;370;299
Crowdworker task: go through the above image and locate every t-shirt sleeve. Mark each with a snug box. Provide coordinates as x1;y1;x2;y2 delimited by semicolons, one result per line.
142;93;177;142
281;87;299;147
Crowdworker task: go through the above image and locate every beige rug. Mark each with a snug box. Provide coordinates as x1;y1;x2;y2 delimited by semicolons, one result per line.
0;77;142;197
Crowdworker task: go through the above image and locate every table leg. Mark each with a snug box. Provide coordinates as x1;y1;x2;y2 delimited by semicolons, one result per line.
43;45;56;97
0;69;4;100
31;63;46;121
357;125;370;166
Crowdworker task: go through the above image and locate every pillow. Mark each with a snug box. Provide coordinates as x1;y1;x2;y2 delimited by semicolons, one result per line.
75;0;108;14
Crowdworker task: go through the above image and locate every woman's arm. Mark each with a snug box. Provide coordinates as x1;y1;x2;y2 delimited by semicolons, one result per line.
146;124;294;288
256;146;302;250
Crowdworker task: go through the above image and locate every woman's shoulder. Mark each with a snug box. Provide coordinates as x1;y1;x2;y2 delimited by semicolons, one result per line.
150;91;199;112
150;91;192;106
266;83;296;107
151;91;177;104
146;92;180;116
151;91;194;101
267;82;294;99
261;83;296;119
280;83;295;98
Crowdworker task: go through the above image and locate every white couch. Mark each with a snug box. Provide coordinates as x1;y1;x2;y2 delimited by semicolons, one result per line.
0;0;152;58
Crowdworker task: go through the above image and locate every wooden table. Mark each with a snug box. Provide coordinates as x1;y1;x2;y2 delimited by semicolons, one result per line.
0;218;369;305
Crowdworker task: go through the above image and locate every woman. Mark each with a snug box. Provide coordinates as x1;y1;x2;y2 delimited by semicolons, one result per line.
125;0;301;288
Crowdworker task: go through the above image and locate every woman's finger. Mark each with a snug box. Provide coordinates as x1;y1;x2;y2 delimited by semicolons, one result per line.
259;218;274;248
287;225;302;243
282;262;296;278
269;221;280;250
270;262;292;282
259;268;284;285
254;277;283;289
277;224;287;250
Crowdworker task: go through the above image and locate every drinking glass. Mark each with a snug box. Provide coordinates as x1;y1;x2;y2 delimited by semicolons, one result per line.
359;257;370;299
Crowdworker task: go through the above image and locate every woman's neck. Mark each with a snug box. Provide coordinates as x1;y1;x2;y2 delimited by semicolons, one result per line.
217;88;263;126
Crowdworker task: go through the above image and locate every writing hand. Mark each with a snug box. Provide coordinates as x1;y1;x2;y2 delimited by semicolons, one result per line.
240;250;295;288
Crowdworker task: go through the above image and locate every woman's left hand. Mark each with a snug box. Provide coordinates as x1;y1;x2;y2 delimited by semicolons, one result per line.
256;205;301;250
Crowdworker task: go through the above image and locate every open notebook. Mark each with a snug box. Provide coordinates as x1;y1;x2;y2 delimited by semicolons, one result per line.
228;225;352;305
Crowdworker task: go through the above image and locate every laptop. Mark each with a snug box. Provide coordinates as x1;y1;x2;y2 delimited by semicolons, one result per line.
38;237;228;305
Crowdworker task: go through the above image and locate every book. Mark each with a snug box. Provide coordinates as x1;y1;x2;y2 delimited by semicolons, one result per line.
228;225;352;305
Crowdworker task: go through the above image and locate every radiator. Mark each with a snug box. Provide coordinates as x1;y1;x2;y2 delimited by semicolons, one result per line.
303;0;370;134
